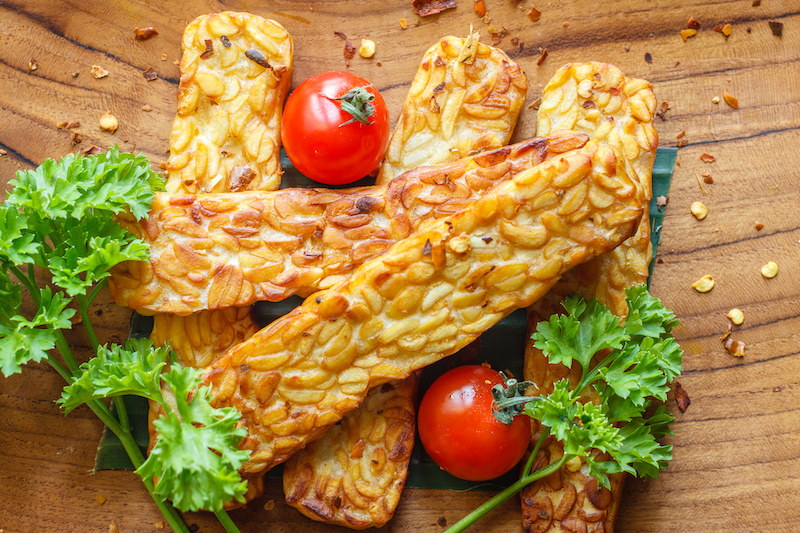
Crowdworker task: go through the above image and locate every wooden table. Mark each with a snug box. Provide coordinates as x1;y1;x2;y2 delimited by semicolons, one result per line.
1;1;798;531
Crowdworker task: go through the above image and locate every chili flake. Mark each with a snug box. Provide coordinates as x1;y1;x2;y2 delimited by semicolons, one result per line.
412;0;457;17
674;381;691;412
134;27;158;40
768;21;783;37
528;7;542;22
700;153;716;163
142;66;158;81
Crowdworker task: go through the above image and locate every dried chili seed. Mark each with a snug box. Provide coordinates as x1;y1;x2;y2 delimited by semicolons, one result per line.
412;0;457;17
768;21;783;37
712;96;720;104
681;29;697;41
644;52;653;63
700;153;716;163
245;49;269;68
727;308;744;325
99;113;118;133
528;6;542;21
142;67;158;81
691;201;708;220
399;18;408;29
761;261;778;279
200;39;214;59
91;65;109;79
359;39;376;58
134;27;158;40
687;17;701;29
691;275;715;293
674;381;690;413
220;35;231;48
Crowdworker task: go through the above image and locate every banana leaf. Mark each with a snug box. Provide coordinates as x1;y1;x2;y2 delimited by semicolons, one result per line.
95;147;677;492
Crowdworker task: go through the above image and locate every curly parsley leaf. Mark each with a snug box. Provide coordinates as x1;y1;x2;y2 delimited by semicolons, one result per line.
138;365;250;512
0;288;74;377
533;295;628;370
58;338;169;413
526;287;683;489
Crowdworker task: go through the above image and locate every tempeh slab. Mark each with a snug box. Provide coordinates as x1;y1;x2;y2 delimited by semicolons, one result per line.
165;12;293;194
203;141;645;476
521;62;658;533
110;132;589;315
376;31;527;184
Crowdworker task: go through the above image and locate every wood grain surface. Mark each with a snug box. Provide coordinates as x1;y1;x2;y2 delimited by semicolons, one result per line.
1;1;798;532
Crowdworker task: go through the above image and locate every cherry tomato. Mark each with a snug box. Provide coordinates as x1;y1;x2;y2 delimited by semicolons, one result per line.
281;71;390;185
417;365;531;481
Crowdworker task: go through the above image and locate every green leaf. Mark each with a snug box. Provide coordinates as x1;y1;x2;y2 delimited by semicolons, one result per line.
624;285;679;339
137;365;250;512
58;338;169;413
533;295;628;370
0;206;40;266
0;288;74;377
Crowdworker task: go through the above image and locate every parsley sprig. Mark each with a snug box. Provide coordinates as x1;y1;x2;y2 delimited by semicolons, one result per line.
448;286;683;532
0;148;248;532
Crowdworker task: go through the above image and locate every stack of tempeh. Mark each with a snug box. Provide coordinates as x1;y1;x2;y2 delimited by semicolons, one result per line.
110;11;658;531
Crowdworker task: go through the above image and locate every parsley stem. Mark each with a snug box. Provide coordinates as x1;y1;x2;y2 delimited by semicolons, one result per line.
8;265;39;306
53;330;80;375
522;427;550;477
76;295;100;352
86;278;107;307
445;455;569;533
46;354;71;383
215;509;242;533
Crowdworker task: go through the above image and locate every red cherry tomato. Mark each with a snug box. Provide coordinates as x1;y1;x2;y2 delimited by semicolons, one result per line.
418;365;531;481
281;71;390;185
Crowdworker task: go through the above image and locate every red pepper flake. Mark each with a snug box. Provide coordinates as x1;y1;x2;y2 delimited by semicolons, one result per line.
656;257;664;264
511;36;520;46
724;337;745;357
66;120;80;129
687;17;701;29
703;173;713;184
220;35;231;48
700;153;716;163
714;23;732;36
80;145;102;156
350;438;366;459
438;516;447;527
768;21;783;37
644;52;653;63
399;18;408;29
656;195;668;210
754;221;764;231
581;100;596;109
412;0;457;17
134;27;158;40
676;130;686;138
536;47;548;66
142;66;158;81
674;381;691;413
528;7;542;22
91;65;109;79
474;0;487;17
334;31;348;40
200;39;214;59
752;0;761;5
343;40;356;67
142;104;153;112
0;149;7;156
71;132;82;145
28;58;38;73
677;139;689;148
562;21;570;28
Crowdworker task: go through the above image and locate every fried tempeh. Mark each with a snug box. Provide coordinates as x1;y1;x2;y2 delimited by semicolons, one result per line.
521;62;658;533
281;34;525;528
283;375;419;529
376;31;527;184
110;132;590;314
202;141;645;477
165;12;293;194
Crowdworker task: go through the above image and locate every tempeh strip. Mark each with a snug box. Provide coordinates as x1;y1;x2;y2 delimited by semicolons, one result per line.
110;132;590;315
280;34;525;528
165;12;293;194
376;31;527;184
283;375;419;529
521;62;658;533
203;141;645;476
148;11;294;508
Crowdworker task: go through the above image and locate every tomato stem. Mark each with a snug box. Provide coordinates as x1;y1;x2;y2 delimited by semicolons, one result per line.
444;455;570;533
330;86;375;126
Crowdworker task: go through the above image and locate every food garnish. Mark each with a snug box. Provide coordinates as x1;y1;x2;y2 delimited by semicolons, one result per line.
445;287;683;532
0;148;248;533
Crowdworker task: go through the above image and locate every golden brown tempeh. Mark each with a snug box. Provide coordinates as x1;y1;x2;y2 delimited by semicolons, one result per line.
109;132;590;315
282;34;526;528
283;374;419;529
202;141;645;476
164;12;293;194
376;31;527;184
521;62;658;533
